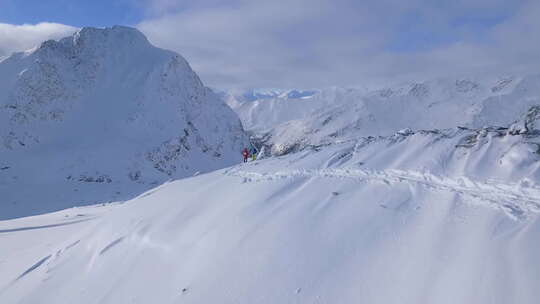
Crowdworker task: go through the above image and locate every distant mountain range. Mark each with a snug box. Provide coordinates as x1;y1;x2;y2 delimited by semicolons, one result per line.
223;76;540;156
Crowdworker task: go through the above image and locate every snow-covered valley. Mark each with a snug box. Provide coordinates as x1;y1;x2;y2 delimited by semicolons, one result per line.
2;26;540;304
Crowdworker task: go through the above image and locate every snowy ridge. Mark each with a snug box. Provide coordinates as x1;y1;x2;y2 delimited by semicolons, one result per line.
226;76;540;155
225;168;540;220
226;110;540;220
1;149;540;303
222;88;318;103
2;106;540;302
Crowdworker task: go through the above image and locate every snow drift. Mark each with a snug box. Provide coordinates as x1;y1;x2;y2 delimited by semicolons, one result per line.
0;26;249;219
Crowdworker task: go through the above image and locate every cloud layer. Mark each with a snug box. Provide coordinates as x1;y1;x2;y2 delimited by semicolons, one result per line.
137;0;540;88
0;22;77;57
1;1;539;89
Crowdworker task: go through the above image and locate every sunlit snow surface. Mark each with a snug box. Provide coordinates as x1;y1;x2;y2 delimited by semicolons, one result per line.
1;135;540;303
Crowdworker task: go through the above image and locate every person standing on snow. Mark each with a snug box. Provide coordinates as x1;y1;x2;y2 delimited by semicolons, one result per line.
242;148;250;163
251;148;258;161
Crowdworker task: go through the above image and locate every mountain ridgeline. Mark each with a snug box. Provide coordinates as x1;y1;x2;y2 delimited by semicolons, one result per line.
224;77;540;157
0;26;249;219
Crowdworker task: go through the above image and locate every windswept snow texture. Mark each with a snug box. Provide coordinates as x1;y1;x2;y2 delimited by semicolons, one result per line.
225;77;540;156
0;26;249;219
1;127;540;303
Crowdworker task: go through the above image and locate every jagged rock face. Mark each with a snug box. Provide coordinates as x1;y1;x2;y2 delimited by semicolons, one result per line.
0;26;249;219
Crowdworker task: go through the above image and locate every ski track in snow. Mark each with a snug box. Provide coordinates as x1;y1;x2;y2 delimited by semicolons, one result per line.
224;168;540;220
0;217;96;234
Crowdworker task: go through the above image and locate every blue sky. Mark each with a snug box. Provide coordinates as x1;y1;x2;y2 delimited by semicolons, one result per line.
1;0;539;88
0;0;143;27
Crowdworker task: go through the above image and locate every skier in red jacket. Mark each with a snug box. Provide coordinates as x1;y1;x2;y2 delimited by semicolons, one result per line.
242;148;250;163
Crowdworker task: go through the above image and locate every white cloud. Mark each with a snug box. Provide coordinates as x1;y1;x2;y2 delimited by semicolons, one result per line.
137;0;540;89
2;1;539;89
137;0;386;88
0;22;78;57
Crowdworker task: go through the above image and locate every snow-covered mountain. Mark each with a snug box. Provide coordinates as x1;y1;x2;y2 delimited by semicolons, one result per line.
2;27;540;304
222;88;318;103
225;77;540;156
2;111;540;303
0;26;249;220
220;88;318;108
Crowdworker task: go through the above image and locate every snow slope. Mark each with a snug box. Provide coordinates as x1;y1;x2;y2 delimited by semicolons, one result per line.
225;77;540;156
0;26;249;220
1;115;540;303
